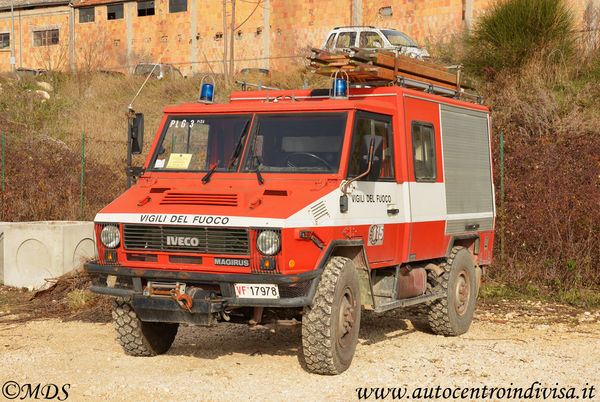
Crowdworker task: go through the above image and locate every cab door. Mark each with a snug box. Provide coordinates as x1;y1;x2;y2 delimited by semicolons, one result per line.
403;96;447;261
345;111;403;264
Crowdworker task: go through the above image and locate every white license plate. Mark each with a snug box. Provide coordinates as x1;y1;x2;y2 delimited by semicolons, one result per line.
234;283;279;299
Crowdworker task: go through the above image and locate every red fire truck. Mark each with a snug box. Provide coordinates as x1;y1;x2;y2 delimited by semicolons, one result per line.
85;72;495;375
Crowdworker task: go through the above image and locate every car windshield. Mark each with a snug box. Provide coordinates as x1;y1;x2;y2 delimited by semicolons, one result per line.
241;112;347;174
150;114;252;171
381;30;418;47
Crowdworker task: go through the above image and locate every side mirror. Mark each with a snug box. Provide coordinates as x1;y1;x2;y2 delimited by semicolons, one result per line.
130;113;144;154
359;135;383;181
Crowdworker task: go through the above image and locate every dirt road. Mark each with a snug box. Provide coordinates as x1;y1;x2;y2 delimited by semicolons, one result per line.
1;299;599;401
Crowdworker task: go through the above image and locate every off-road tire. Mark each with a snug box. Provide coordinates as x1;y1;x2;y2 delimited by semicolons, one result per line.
302;256;361;375
427;246;477;336
112;297;179;356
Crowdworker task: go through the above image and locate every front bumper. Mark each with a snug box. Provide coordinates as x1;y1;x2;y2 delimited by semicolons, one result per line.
84;261;321;309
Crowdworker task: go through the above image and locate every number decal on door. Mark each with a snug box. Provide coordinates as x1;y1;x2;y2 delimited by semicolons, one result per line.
368;224;384;246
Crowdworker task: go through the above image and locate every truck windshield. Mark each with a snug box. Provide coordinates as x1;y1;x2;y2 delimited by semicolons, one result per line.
241;112;347;174
150;114;251;171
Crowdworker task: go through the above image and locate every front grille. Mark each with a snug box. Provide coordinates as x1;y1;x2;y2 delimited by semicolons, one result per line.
123;224;250;255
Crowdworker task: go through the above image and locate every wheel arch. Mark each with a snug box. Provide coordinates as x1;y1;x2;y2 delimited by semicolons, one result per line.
316;240;374;309
446;234;480;261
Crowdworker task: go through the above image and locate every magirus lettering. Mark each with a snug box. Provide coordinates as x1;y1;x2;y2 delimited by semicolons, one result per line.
166;236;200;247
214;258;250;267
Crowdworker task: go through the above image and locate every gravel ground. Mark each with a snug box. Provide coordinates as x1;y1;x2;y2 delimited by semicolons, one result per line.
0;299;599;401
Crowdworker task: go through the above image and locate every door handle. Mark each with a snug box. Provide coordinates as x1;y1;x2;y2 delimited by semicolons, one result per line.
387;208;399;215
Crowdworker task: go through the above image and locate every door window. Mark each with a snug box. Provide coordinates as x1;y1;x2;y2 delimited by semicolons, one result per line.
359;31;384;48
348;112;394;179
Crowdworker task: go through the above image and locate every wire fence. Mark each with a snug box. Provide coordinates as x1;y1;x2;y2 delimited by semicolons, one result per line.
1;131;130;223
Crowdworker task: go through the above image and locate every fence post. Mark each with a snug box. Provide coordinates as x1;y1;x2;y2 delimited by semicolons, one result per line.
1;132;4;221
80;132;85;221
500;131;504;265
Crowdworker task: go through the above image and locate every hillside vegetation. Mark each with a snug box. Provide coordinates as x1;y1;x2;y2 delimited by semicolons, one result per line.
458;0;600;304
0;0;598;305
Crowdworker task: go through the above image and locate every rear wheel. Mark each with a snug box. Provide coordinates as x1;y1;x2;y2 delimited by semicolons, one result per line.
302;256;361;375
427;247;477;336
112;297;179;356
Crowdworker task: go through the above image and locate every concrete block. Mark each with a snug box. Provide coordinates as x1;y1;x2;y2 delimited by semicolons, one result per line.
0;221;96;289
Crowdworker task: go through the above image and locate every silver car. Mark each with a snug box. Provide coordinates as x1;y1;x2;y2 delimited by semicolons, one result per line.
133;63;183;79
321;26;430;60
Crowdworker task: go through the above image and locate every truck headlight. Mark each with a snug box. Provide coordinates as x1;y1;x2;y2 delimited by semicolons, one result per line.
256;230;281;255
100;225;121;249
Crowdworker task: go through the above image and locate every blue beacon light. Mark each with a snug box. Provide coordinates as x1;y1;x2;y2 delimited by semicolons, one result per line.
199;83;214;103
333;78;347;98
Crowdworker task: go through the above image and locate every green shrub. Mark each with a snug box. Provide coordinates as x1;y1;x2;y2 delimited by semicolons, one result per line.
464;0;575;76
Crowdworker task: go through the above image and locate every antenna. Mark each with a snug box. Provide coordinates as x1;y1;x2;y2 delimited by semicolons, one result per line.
128;44;170;111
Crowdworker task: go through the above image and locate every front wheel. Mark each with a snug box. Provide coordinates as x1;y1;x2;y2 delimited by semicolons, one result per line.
302;256;361;375
427;247;478;336
112;297;179;356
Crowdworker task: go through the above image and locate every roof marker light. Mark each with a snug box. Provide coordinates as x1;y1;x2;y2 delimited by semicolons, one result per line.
198;75;216;104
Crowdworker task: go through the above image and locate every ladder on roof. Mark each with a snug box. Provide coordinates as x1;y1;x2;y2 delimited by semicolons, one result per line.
308;48;482;104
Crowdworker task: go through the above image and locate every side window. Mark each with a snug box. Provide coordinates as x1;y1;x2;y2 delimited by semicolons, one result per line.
324;33;336;50
359;31;384;48
348;113;394;179
411;121;436;181
335;32;356;48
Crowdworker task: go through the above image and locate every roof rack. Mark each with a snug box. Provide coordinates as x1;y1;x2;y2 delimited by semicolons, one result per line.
308;48;482;104
333;25;376;29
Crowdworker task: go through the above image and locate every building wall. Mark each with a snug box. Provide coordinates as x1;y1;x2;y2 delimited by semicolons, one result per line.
0;6;71;71
0;0;598;73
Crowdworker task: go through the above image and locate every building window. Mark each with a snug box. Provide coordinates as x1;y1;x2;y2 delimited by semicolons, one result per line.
379;6;393;17
79;7;95;23
138;1;155;16
411;121;437;181
0;33;9;49
107;4;124;20
33;29;59;47
169;0;186;13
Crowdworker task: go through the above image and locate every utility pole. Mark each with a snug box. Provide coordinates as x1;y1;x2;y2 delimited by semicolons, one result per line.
10;0;15;72
229;0;236;78
222;0;228;83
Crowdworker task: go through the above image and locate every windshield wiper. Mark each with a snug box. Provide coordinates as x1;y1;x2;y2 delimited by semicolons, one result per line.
202;162;219;184
254;157;264;185
227;120;251;170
